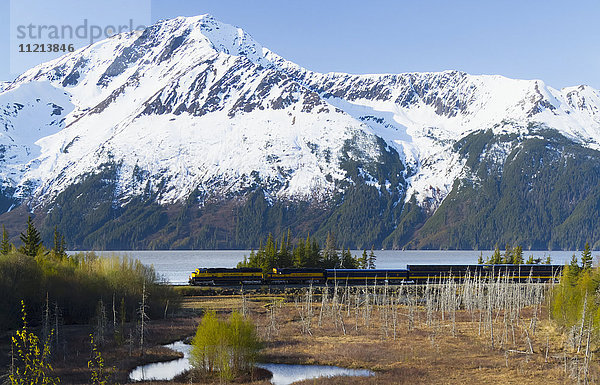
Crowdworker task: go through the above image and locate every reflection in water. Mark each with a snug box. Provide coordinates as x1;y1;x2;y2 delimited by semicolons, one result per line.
128;341;374;384
257;362;374;385
129;341;191;381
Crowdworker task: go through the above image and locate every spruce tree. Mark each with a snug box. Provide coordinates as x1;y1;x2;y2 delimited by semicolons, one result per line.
581;242;592;270
491;245;502;264
368;246;376;269
0;225;11;255
359;249;368;269
512;245;523;264
341;248;358;269
19;216;42;257
503;244;512;264
568;254;581;281
52;226;66;258
323;232;338;268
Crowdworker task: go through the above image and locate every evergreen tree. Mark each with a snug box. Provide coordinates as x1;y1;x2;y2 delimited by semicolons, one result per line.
341;248;358;269
581;242;593;270
359;249;368;269
477;252;484;265
503;244;512;264
567;254;580;282
526;255;535;264
0;225;11;255
490;245;502;264
19;216;42;257
52;226;66;258
278;231;292;267
512;245;523;264
309;238;321;266
368;246;376;269
292;240;306;267
322;232;339;268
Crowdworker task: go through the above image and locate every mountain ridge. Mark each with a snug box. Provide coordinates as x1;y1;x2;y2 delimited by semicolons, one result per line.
0;14;599;250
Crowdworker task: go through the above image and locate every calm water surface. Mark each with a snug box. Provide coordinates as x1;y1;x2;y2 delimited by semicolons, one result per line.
88;250;577;285
129;340;191;381
128;340;374;384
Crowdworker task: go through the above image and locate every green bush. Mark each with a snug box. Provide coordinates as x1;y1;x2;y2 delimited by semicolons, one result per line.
190;311;261;381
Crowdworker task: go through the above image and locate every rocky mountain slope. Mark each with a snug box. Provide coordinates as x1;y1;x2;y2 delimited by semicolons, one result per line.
0;14;599;250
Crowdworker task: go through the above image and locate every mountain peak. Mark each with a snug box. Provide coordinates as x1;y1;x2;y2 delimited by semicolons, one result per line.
153;14;272;68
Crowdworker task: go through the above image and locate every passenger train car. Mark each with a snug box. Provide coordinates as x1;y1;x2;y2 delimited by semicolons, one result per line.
188;264;563;286
266;268;326;284
190;267;263;285
406;264;561;283
325;269;408;284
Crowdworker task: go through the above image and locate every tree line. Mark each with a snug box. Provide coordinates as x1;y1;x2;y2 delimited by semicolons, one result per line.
0;216;175;331
477;244;552;265
237;231;377;272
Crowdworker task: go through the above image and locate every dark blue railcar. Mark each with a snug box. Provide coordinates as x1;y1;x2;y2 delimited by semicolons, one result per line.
326;269;408;284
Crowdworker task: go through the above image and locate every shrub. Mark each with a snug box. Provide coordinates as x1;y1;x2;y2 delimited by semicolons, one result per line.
190;310;261;381
9;301;60;385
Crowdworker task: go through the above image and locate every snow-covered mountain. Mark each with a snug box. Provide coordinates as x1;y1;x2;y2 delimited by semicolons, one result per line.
1;14;600;249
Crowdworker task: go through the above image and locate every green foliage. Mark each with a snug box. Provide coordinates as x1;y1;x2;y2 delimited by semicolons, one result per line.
10;301;60;385
512;245;524;264
19;216;43;257
341;248;359;269
190;311;261;380
581;242;593;270
238;232;361;270
489;245;502;264
25;139;407;250
480;244;532;265
358;249;368;269
1;224;11;255
0;248;176;332
552;265;600;337
51;227;66;259
368;246;377;269
88;334;112;385
568;254;581;280
238;232;296;273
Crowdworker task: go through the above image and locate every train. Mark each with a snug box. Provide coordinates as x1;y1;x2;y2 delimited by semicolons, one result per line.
189;264;563;286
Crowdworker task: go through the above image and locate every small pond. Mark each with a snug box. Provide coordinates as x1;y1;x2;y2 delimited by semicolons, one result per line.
129;340;192;381
258;362;374;385
129;341;374;384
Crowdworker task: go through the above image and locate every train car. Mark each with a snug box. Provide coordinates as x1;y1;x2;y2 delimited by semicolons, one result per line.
266;268;326;284
326;269;408;284
189;267;263;285
406;264;562;283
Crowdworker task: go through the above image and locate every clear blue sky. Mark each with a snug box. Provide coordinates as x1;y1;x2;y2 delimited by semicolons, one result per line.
1;0;599;89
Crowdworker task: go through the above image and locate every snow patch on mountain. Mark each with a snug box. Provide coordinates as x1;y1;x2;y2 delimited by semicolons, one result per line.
0;81;73;197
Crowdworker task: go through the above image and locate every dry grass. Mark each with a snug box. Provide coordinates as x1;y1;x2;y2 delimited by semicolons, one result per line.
28;285;594;385
176;288;588;385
